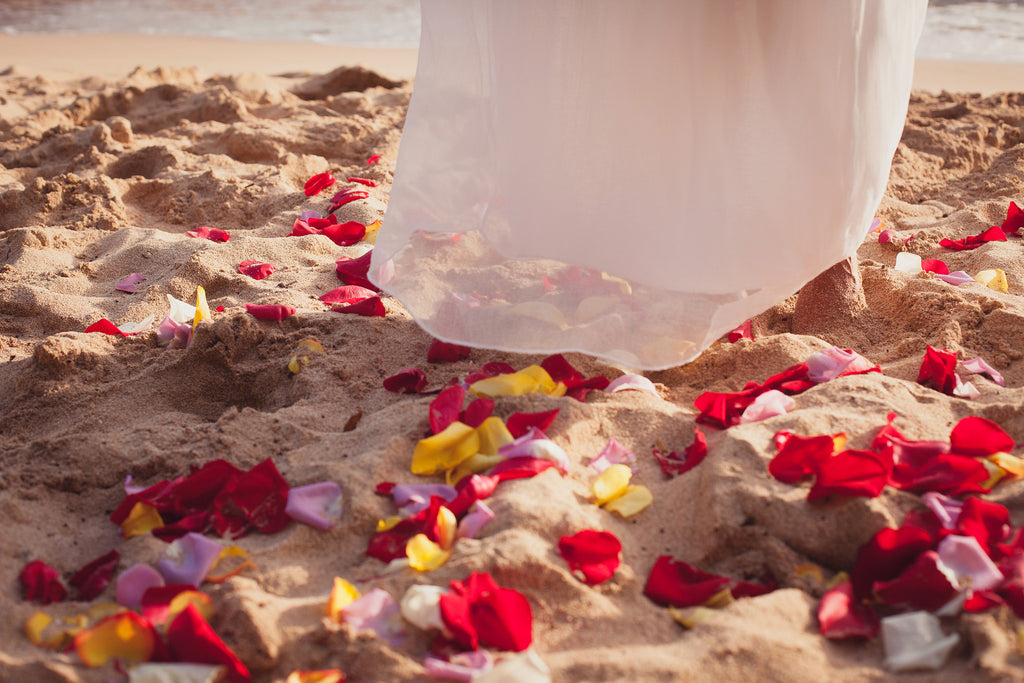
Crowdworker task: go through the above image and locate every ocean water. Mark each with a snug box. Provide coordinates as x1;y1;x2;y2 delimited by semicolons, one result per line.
0;1;1022;61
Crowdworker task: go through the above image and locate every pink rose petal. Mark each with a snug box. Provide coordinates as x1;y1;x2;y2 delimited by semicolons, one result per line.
186;226;230;242
806;347;876;383
238;261;276;280
285;482;343;530
116;564;166;609
738;389;795;424
498;427;569;472
319;285;378;305
588;438;636;473
244;303;296;321
456;501;495;540
937;534;1003;591
934;270;976;286
962;357;1005;387
922;492;964;530
605;374;660;397
424;651;495;682
115;273;146;293
157;533;223;587
341;588;405;646
155;315;192;348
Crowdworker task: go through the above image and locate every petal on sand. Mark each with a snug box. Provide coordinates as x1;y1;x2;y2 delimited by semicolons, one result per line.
428;339;472;363
602;485;653;517
166;603;250;683
949;416;1015;457
557;530;622;585
591;464;632;506
1002;200;1024;236
881;612;959;672
69;549;119;601
934;270;976;286
115;273;147;293
475;416;514;455
653;427;709;479
430;386;466;434
347;176;378;187
286;482;343;530
921;258;949;275
872;551;959;611
186;226;230;242
167;294;197;323
383;367;428;393
193;286;211;329
643;556;731;608
974;268;1008;292
244;303;296;321
319;285;378;305
285;670;345;683
116;564;165;609
331;297;385;317
805;347;877;383
157;533;224;587
605;373;660;397
424;651;494;682
917;345;958;395
407;533;452;571
399;584;447;632
817;580;880;639
940;225;1007;251
505;409;559;438
238;261;276;280
588;438;636;473
20;560;68;604
129;665;232;683
738;389;795;424
937;534;1003;591
497;428;569;472
74;611;157;667
440;572;533;652
304;171;336;196
339;588;404;646
456;501;495;540
412;422;481;475
367;154;381;165
894;252;922;274
962;357;1005;386
727;320;753;342
335;251;378;291
768;432;837;483
288;339;325;374
326;577;361;622
808;449;892;500
85;318;130;337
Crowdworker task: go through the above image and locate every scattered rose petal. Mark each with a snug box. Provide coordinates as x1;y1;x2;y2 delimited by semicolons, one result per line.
850;524;937;600
818;580;880;639
116;273;147;293
695;362;812;429
412;422;480;475
193;286;211;328
644;556;731;608
940;225;1007;251
591;464;631;505
367;155;381;165
878;228;897;244
424;651;494;682
937;534;1003;591
921;258;949;275
428;339;472;363
187;227;230;242
456;501;495;540
347;176;378;187
118;315;154;334
244;303;296;321
116;564;166;609
304;171;336;196
400;584;447;632
335;252;378;291
727;320;753;343
974;268;1009;292
922;492;964;530
918;345;958;395
950;416;1015;457
74;611;157;667
286;482;343;530
439;572;533;652
340;588;405;646
653;427;708;478
934;270;976;286
872;551;960;611
384;368;428;393
1002;201;1024;236
407;533;452;571
881;612;959;672
332;297;385;317
473;649;550;683
85;318;130;336
506;410;559;438
738;389;795;424
805;347;877;383
602;485;653;517
962;357;1005;386
809;449;892;500
288;338;325;374
158;533;224;587
605;374;659;397
238;261;276;280
558;530;621;585
588;438;636;473
69;549;119;601
430;386;466;434
894;252;922;274
320;285;378;305
167;603;251;683
327;577;361;621
328;187;370;211
167;294;197;323
462;398;496;430
20;560;67;604
541;354;610;401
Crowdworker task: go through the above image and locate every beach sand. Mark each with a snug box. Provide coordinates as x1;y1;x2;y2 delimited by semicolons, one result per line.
3;34;1024;682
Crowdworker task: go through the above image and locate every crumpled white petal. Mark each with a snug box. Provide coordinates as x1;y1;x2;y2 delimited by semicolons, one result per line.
881;612;959;672
738;389;795;424
399;584;447;632
474;649;551;683
937;534;1004;592
894;252;923;274
605;374;659;398
952;375;980;400
962;357;1005;387
588;438;636;473
805;346;874;383
166;294;197;323
118;314;155;334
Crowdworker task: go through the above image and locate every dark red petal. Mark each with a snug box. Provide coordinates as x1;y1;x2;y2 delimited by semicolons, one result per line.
558;530;622;585
69;550;119;601
817;580;879;639
428;339;472;363
460;398;494;429
19;560;68;604
152;511;212;542
727;320;753;343
872;550;959;611
290;219;315;237
335;251;378;290
849;525;936;600
807;449;892;500
1002;201;1024;236
167;603;251;683
441;572;532;652
540;354;583;384
643;555;731;607
319;285;378;305
332;297;385;317
956;496;1012;557
430;386;466;434
328;188;369;209
768;433;835;483
949;416;1015;457
85;319;130;337
367;530;414;562
244;303;296;321
215;458;291;535
654;427;708;479
917;345;958;395
506;409;560;438
383;368;428;393
237;261;276;280
446;474;500;517
347;176;378;187
304;171;335;197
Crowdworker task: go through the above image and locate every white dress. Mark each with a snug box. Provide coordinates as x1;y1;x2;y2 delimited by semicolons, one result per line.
372;0;928;369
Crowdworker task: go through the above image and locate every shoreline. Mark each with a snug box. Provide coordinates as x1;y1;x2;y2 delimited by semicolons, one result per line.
1;34;1023;94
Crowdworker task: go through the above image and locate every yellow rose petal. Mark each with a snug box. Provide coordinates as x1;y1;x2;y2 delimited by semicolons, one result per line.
120;502;164;539
193;285;211;329
411;421;481;475
447;453;504;486
376;516;403;532
824;571;849;591
476;417;514;455
407;533;451;571
469;372;540;397
989;452;1024;478
794;563;826;583
288;339;325;375
327;577;361;622
436;505;458;550
575;296;619;323
975;268;1008;293
519;365;557;394
702;588;736;609
286;671;346;683
592;464;632;505
980;458;1007;490
602;484;653;517
25;612;69;649
668;605;717;629
74;612;156;667
166;591;215;624
363;220;382;244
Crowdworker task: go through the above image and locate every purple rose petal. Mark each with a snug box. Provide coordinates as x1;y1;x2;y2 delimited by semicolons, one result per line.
115;563;165;608
806;346;875;383
456;501;495;540
156;315;193;349
157;532;223;587
341;588;405;646
300;210;323;222
922;492;964;530
285;482;343;530
391;483;458;516
934;270;975;286
739;389;795;424
425;651;495;681
588;438;636;473
115;273;147;293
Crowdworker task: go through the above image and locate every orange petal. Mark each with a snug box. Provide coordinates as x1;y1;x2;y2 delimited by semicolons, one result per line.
327;577;361;622
120;502;164;538
74;611;156;667
286;671;346;683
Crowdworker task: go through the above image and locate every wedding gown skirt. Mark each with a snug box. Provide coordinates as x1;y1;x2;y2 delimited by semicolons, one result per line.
372;0;928;369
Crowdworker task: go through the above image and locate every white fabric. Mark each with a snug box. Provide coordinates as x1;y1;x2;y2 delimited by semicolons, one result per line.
374;0;928;369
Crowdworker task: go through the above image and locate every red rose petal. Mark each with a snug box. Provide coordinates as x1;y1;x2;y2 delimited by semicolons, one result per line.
696;363;812;429
1002;201;1024;236
643;555;731;607
331;297;385;317
727;320;753;343
921;258;949;275
69;550;119;601
917;345;958;395
849;525;937;600
321;221;366;246
237;261;276;280
430;386;466;434
808;448;892;500
872;550;959;611
213;458;291;536
383;368;428;393
347;177;378;187
460;398;494;429
428;339;472;363
20;560;68;604
304;171;336;197
817;580;879;639
463;362;517;386
888;452;991;497
506;409;560;438
167;603;251;683
956;496;1012;556
335;252;378;291
540;354;609;401
768;432;836;483
244;303;296;321
949;416;1015;457
489;457;557;482
319;285;378;305
940;225;1007;250
85;319;130;337
440;572;533;652
328;188;370;211
653;426;708;478
187;226;230;242
558;530;622;585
